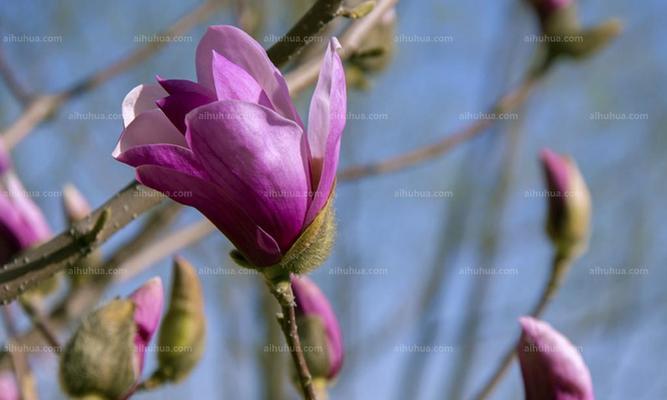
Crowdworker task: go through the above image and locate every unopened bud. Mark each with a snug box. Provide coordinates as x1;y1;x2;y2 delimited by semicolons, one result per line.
63;183;92;223
60;278;163;399
150;257;206;385
518;317;594;400
291;276;343;383
540;149;591;257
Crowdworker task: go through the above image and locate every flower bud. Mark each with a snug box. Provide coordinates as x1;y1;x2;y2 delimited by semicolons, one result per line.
0;371;19;400
150;257;206;385
518;317;594;400
60;278;163;399
291;276;343;383
63;183;92;223
540;149;591;257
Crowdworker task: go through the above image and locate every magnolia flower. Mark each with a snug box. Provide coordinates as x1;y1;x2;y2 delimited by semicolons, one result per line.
113;25;346;268
291;276;343;382
518;317;595;400
60;278;164;399
0;371;19;400
0;140;52;264
540;148;591;256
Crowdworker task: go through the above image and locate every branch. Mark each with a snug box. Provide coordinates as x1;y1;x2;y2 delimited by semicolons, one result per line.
1;0;223;150
265;279;317;400
0;181;164;303
266;0;344;67
285;0;399;95
0;46;32;104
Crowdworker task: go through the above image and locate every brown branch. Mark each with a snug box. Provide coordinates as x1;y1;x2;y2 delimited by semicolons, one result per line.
285;0;399;95
1;0;223;150
267;0;344;67
265;279;316;400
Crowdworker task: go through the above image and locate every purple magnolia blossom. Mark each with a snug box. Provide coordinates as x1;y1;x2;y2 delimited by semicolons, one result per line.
0;371;19;400
291;276;343;379
518;317;595;400
0;140;52;264
113;25;346;267
128;277;164;374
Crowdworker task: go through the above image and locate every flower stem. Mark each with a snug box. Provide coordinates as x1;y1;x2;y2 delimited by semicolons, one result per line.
472;251;574;400
265;277;317;400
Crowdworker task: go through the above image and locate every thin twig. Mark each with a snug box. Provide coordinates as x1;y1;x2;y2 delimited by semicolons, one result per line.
285;0;399;95
265;279;317;400
20;300;62;351
1;0;224;149
0;46;32;104
472;252;573;400
267;0;344;67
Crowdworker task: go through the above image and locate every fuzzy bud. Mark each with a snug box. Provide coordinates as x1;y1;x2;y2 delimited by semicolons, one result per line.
151;257;206;385
518;317;594;400
60;278;163;399
291;276;343;383
63;183;92;223
540;149;591;257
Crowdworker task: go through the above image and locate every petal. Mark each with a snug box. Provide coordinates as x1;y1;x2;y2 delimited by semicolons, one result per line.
156;77;216;99
211;50;272;107
195;25;303;126
186;100;309;251
113;109;187;158
129;277;163;372
136;165;281;266
116;143;208;179
0;173;52;249
122;84;167;127
305;38;346;225
156;91;213;133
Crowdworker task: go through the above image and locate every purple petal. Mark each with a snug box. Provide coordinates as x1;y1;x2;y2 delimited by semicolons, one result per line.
129;277;164;372
122;84;167;127
211;50;272;107
156;92;213;134
540;148;570;196
518;317;595;400
304;38;346;225
156;77;216;98
112;109;187;159
136;164;282;266
185;100;309;252
195;25;303;126
116;143;208;179
292;276;344;379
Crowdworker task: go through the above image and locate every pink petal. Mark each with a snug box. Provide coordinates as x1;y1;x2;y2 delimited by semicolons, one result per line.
185;100;310;252
211;51;273;107
136;165;282;266
0;371;19;400
304;38;346;225
195;25;303;126
129;277;164;372
122;84;167;127
116;143;208;180
112;109;187;159
156;77;216;98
